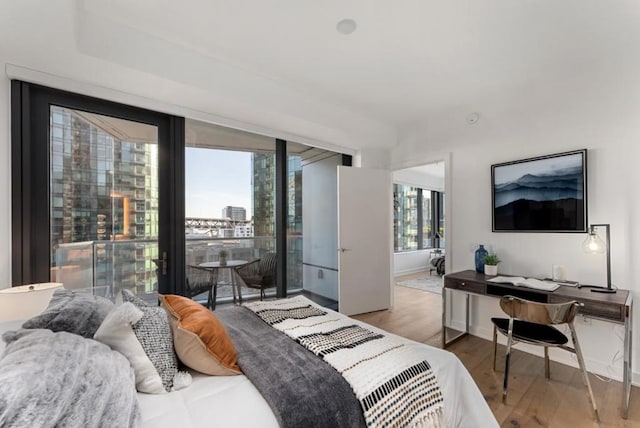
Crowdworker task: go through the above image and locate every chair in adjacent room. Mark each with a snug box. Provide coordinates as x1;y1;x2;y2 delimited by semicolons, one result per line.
234;252;277;301
491;295;598;420
186;265;218;309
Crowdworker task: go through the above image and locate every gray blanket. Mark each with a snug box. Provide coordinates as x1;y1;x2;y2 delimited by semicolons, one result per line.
217;306;366;428
0;329;141;428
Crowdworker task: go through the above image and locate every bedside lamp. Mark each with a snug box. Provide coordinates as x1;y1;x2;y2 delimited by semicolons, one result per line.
581;224;616;293
0;282;63;321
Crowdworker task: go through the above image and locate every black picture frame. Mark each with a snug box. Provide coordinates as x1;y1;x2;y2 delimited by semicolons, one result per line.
492;149;587;232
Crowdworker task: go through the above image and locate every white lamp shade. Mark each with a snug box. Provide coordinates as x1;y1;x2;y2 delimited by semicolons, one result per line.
0;283;63;321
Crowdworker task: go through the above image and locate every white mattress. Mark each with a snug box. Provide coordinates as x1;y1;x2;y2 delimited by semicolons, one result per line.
0;313;498;428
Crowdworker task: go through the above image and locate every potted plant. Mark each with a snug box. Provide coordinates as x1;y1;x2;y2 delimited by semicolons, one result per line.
482;253;501;276
219;250;228;266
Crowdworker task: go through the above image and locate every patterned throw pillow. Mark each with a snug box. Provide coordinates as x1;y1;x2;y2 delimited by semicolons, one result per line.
121;289;183;393
22;289;114;338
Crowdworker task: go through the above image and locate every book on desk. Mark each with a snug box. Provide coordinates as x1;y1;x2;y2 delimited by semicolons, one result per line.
487;276;561;291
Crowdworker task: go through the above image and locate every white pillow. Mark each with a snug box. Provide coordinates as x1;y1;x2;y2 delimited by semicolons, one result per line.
94;302;168;394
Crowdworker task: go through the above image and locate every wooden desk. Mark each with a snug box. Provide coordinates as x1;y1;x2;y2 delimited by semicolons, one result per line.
443;269;633;418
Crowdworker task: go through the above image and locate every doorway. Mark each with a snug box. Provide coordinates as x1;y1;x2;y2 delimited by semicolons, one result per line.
353;159;448;347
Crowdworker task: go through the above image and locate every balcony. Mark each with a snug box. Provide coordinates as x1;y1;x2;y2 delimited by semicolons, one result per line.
51;236;302;304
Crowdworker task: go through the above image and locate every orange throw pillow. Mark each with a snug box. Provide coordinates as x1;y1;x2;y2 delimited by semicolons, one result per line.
159;294;241;376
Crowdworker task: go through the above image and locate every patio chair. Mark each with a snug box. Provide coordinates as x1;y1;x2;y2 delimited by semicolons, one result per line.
234;252;277;300
186;265;218;309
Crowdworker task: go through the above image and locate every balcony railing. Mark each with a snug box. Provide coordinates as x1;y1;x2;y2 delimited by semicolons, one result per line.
51;236;303;303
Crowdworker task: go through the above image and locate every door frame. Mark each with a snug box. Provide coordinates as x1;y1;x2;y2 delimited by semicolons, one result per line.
388;152;452;279
11;81;185;294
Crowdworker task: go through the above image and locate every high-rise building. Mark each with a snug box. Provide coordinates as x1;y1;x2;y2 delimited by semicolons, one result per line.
50;106;158;297
221;206;247;221
252;153;276;239
252;152;303;288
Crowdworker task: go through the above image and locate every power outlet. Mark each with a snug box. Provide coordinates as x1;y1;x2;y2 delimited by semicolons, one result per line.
579;314;592;325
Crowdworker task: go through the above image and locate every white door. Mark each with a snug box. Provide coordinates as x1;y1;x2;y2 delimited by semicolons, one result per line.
337;166;392;315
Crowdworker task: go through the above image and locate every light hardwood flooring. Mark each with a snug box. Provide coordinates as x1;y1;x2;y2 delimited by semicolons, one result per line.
352;271;640;428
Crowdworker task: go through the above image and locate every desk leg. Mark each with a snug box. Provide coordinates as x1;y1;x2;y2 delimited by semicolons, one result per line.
465;293;470;335
441;288;447;348
442;288;470;348
623;300;633;419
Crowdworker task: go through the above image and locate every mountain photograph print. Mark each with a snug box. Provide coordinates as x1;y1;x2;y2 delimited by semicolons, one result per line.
492;150;587;232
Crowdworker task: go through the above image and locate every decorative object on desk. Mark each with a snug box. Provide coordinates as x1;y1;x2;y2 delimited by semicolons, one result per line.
492;149;587;232
580;223;616;294
219;250;228;266
0;282;63;321
551;264;567;282
482;253;501;276
488;276;560;291
475;244;488;273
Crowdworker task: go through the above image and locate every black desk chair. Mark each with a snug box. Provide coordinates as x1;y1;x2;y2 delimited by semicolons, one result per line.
491;295;598;420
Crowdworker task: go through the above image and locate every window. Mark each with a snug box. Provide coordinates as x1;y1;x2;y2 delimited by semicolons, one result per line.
393;184;444;252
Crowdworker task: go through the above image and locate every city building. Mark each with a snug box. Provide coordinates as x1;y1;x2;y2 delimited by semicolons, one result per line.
251;153;303;289
50;106;158;297
221;206;246;221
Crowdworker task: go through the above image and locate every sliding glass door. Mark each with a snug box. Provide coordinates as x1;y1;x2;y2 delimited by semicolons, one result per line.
12;82;349;305
12;82;184;299
49;106;160;299
184;120;276;304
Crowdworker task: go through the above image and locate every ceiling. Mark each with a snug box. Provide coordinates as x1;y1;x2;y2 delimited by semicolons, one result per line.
79;1;640;131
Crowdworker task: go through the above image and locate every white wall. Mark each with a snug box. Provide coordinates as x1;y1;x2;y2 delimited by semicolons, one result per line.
394;250;444;276
392;169;444;192
391;65;640;382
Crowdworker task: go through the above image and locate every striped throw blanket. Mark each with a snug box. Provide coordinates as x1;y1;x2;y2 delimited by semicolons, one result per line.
244;296;444;428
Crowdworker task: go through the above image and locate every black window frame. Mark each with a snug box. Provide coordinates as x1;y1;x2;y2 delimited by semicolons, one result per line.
11;81;353;299
11;81;185;294
393;183;445;252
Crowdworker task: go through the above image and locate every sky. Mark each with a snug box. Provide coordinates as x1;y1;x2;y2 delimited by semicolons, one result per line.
185;148;252;218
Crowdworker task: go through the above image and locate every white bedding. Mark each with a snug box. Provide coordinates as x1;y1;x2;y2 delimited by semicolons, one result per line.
0;309;498;428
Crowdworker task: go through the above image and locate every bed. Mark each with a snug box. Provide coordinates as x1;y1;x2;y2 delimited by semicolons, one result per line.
0;295;498;428
138;296;497;428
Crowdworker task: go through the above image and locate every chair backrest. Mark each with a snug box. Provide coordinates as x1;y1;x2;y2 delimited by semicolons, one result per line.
499;295;580;325
186;265;213;296
259;252;277;276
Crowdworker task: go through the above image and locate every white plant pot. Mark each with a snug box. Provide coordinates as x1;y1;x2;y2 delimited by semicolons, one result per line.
484;265;498;276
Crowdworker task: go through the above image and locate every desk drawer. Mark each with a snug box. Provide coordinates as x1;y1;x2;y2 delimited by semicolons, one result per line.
549;295;625;323
445;278;485;295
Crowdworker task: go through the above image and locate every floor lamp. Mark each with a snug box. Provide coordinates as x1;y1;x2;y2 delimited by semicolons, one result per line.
580;224;617;294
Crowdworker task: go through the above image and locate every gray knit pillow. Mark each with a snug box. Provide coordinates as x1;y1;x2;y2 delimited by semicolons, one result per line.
22;289;114;338
121;289;178;392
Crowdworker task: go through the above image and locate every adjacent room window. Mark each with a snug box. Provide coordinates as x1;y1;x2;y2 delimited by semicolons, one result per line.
393;184;444;252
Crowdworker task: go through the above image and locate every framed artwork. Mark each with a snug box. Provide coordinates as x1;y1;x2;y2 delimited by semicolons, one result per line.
492;149;587;232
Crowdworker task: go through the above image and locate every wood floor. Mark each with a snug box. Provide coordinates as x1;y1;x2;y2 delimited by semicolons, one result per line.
352;271;640;428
